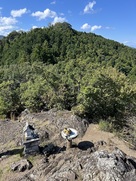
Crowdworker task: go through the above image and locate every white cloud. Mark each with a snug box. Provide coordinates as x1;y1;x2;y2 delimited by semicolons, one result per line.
105;26;111;29
80;23;102;32
105;26;115;30
0;25;14;31
60;12;64;16
51;1;56;5
91;25;102;31
123;41;129;44
123;40;136;48
0;16;17;35
11;8;28;17
81;23;91;30
0;16;17;25
31;8;57;20
84;1;96;14
0;8;29;35
0;9;12;34
52;16;66;25
32;26;38;29
0;25;16;36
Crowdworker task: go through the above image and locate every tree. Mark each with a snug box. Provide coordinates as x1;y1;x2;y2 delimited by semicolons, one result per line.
20;76;46;112
0;81;20;117
73;67;136;121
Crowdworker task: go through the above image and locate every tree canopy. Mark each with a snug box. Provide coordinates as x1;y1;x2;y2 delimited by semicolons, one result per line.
0;22;135;122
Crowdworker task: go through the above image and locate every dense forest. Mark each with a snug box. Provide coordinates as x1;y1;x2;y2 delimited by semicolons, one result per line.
0;22;135;128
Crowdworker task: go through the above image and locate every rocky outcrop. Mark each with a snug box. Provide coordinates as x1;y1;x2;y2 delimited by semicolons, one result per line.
12;146;136;181
0;109;88;151
11;159;33;172
19;109;89;146
1;110;136;181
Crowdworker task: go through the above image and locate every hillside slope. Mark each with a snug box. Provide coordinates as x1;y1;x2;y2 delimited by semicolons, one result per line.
0;22;136;79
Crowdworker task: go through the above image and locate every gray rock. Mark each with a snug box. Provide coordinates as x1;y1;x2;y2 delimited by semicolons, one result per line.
19;110;89;146
11;159;33;172
1;111;136;181
37;148;136;181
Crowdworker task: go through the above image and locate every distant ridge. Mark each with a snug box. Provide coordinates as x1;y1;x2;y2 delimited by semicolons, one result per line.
0;35;4;40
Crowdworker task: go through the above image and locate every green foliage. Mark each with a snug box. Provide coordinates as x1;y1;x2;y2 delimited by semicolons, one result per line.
0;22;136;80
74;67;136;119
20;78;45;112
0;81;18;116
99;119;114;132
0;22;135;121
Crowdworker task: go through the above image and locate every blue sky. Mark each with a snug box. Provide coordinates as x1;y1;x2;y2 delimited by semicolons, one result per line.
0;0;136;47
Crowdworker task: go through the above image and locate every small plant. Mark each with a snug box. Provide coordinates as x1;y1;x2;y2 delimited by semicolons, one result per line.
0;114;6;120
99;119;114;132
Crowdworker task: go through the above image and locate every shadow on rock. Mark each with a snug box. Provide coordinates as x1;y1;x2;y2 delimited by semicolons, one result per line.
40;143;66;156
78;141;94;150
0;148;24;158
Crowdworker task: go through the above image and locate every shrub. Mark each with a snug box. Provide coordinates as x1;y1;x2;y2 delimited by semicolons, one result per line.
99;119;114;132
76;67;136;120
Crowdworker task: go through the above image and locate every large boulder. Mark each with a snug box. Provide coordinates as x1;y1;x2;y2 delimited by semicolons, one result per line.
19;109;89;146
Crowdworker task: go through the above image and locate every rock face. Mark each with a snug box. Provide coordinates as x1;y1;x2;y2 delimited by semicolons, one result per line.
19;109;89;146
1;110;136;181
14;146;136;181
11;159;33;172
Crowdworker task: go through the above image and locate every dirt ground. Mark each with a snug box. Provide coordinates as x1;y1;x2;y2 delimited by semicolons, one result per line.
75;124;136;158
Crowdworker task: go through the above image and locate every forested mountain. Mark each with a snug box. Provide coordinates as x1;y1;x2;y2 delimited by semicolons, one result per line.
0;22;135;126
0;22;136;78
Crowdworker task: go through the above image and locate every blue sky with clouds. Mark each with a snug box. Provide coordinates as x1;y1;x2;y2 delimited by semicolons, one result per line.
0;0;136;47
